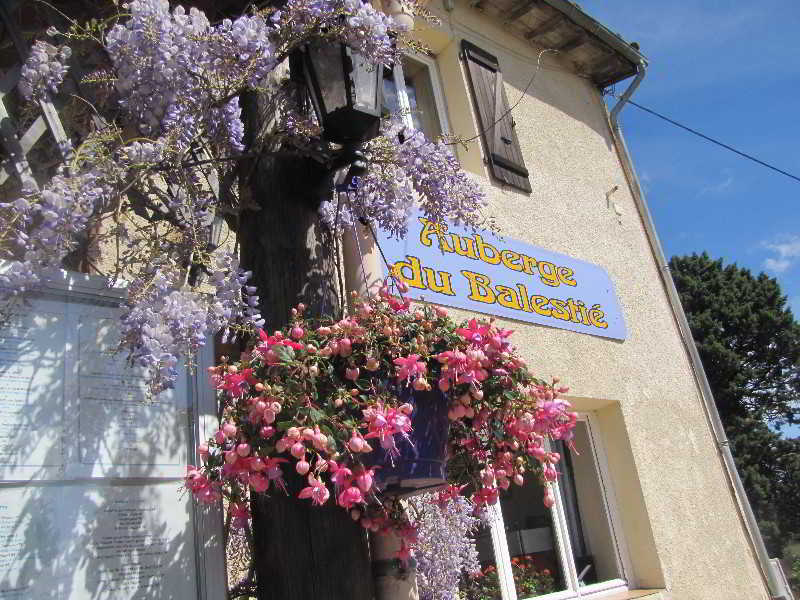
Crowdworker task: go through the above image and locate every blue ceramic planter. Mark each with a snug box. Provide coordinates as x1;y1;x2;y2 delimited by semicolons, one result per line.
368;387;450;496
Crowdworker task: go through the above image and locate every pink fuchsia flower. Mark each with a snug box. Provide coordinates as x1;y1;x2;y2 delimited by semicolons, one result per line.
337;486;364;509
218;368;256;397
473;486;499;507
393;354;426;384
543;487;555;508
355;466;378;493
456;318;490;345
345;367;360;381
362;402;412;457
229;502;251;529
299;475;331;506
250;472;269;493
380;286;412;313
332;466;353;490
185;466;221;504
435;484;467;509
348;433;370;453
264;457;289;492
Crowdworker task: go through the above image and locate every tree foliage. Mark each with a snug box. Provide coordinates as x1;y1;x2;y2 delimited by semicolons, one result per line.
669;253;800;424
669;252;800;556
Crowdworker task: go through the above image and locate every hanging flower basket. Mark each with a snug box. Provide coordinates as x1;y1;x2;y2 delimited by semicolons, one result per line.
366;386;450;495
186;281;577;559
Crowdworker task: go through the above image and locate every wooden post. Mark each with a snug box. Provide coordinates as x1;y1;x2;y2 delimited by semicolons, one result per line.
237;90;374;600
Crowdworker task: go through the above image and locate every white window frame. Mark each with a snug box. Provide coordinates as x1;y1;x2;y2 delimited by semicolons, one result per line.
391;52;452;137
484;412;631;600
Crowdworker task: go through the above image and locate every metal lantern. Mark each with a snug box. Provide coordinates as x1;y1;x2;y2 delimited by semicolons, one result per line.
297;41;383;145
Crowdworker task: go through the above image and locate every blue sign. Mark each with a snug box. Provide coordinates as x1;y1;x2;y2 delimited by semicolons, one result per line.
377;211;627;340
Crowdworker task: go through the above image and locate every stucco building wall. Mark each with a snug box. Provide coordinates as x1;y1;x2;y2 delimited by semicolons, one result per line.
375;2;770;598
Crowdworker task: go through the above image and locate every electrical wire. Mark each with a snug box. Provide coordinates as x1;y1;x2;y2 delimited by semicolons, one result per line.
456;48;559;145
618;97;800;185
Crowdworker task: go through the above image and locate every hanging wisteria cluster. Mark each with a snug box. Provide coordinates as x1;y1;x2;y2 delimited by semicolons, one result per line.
321;122;488;239
18;40;72;101
407;490;483;600
0;0;488;393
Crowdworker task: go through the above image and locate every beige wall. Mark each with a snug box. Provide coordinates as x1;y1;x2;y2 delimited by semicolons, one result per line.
381;2;770;598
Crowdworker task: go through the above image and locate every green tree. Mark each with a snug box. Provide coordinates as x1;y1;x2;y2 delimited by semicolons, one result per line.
669;253;800;556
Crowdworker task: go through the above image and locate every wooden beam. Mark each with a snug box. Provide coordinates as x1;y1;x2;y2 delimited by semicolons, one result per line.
555;32;588;53
503;0;541;22
524;14;565;40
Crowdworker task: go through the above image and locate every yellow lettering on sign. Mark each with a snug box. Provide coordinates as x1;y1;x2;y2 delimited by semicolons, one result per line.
450;233;478;259
460;270;496;304
475;235;501;265
423;267;456;296
391;255;426;290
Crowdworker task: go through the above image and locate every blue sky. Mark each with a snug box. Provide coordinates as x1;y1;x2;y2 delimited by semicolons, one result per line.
581;2;800;437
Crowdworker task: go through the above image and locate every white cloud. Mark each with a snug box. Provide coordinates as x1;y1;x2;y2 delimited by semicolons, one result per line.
762;235;800;273
698;171;734;197
764;257;791;273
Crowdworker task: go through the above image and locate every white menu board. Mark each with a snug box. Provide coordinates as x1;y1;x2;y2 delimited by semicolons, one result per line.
0;272;222;600
0;483;196;599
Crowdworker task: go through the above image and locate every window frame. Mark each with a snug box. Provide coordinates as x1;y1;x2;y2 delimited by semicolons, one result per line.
483;412;631;600
390;52;451;138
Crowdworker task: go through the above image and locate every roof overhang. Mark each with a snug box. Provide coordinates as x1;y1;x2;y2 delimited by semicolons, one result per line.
471;0;647;88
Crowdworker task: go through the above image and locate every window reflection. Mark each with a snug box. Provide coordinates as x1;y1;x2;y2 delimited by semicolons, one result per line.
556;422;622;587
500;477;565;598
459;519;502;600
460;418;624;600
382;57;443;140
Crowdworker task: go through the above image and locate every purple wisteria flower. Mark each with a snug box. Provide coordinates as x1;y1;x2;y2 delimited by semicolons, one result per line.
408;493;483;600
18;40;71;101
321;121;487;238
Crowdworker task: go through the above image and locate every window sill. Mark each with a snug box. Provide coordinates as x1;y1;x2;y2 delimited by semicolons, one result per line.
585;589;664;600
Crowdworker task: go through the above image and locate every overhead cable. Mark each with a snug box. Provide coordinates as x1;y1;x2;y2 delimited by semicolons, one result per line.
620;97;800;185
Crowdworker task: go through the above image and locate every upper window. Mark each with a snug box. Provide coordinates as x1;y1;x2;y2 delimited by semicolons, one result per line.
460;415;629;599
382;55;449;141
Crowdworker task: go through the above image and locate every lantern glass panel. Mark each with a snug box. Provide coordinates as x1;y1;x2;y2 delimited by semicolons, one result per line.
308;43;347;115
351;50;381;115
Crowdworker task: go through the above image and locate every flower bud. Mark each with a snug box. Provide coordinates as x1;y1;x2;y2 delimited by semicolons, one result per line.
236;443;251;457
349;436;365;453
290;442;306;459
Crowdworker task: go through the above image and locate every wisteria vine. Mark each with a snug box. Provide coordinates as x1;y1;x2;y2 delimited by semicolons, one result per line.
0;0;488;393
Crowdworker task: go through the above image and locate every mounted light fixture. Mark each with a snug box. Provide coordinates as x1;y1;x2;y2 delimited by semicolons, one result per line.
296;41;384;145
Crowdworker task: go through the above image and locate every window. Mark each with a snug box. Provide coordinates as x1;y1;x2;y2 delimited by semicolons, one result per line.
461;415;629;600
382;54;449;140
